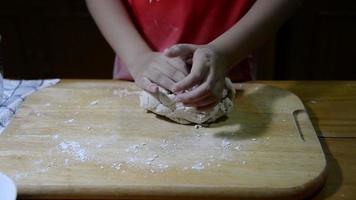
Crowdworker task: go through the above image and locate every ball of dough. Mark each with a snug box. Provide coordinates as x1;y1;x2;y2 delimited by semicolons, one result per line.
139;78;235;124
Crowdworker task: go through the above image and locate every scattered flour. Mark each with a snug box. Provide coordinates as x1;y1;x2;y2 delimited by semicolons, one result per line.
90;100;99;106
157;164;169;170
64;159;69;166
222;139;231;151
112;162;123;170
52;134;60;140
126;144;145;153
64;119;74;124
15;125;254;178
14;167;49;181
145;154;159;165
310;100;318;104
35;112;41;117
58;141;90;162
191;162;205;170
159;143;169;149
113;88;140;97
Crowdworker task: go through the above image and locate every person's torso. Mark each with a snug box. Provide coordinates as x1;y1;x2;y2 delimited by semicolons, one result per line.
114;0;256;82
126;0;255;51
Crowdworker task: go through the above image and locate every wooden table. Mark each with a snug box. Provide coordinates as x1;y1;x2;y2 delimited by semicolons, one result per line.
254;81;356;200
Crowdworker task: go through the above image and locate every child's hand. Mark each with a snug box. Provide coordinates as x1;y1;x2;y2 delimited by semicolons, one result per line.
164;44;230;111
129;52;188;93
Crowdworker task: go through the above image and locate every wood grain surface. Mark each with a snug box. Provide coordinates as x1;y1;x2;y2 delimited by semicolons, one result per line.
255;81;356;200
255;81;356;138
0;80;327;199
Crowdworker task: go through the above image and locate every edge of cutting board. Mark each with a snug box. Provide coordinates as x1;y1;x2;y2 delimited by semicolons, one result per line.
3;81;328;200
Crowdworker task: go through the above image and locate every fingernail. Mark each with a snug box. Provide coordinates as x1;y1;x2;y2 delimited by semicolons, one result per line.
170;46;180;53
174;96;181;102
172;85;179;93
151;86;158;93
163;48;169;54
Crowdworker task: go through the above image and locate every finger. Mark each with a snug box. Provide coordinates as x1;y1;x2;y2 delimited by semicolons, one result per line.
167;57;189;75
185;95;219;107
175;82;213;103
137;76;159;93
164;44;198;58
161;68;186;83
154;59;186;82
186;58;193;65
196;102;218;111
149;69;176;92
181;92;210;105
172;49;209;92
172;73;200;93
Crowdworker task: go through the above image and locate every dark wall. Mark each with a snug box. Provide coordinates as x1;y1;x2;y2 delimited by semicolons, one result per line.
1;0;356;80
276;0;356;80
0;0;114;79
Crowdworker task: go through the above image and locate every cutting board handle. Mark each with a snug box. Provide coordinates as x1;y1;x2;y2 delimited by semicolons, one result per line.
292;109;319;143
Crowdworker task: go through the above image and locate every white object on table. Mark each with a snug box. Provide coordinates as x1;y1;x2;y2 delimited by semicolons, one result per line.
0;173;17;200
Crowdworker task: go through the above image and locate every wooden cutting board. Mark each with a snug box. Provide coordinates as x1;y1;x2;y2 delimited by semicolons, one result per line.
0;80;327;199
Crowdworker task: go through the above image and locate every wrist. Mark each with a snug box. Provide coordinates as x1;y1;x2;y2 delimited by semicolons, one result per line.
126;47;152;68
126;49;153;79
206;43;234;74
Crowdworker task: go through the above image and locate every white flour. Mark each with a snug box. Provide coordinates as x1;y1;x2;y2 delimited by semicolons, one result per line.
11;86;255;181
58;141;90;162
191;162;205;170
90;100;99;106
13;126;255;181
112;88;140;97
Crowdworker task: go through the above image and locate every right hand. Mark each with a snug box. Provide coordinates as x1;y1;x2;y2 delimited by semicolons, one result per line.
164;44;230;111
128;52;188;93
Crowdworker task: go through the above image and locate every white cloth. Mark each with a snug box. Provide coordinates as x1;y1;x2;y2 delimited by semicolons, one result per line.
0;79;60;134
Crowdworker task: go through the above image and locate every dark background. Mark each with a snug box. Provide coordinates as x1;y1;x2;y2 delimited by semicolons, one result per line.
1;0;356;80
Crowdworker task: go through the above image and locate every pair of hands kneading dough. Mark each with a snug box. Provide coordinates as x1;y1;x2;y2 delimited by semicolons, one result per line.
139;78;235;124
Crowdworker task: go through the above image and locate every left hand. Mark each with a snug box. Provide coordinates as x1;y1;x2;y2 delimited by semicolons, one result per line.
164;44;230;111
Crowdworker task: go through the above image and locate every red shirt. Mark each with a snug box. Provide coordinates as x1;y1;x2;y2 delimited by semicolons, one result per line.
114;0;256;82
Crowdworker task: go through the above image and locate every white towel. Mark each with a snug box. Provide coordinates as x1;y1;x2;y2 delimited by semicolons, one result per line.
0;79;60;134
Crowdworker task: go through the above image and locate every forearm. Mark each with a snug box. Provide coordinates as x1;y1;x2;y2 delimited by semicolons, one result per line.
86;0;151;69
210;0;302;70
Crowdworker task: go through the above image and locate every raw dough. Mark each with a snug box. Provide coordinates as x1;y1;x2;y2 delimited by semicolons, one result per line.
139;78;235;124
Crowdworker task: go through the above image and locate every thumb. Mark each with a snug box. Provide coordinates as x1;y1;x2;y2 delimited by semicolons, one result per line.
164;44;198;58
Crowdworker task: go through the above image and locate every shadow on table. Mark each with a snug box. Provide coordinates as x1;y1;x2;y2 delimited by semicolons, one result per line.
309;138;343;200
213;83;291;140
213;81;343;198
153;85;274;141
284;82;343;199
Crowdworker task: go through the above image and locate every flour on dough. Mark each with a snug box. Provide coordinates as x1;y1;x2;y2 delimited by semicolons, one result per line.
139;78;235;124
